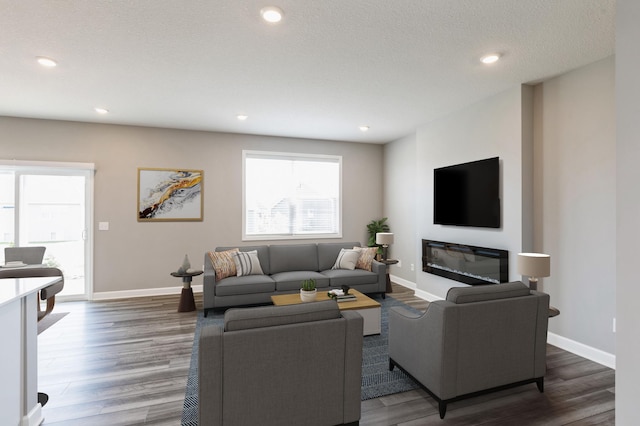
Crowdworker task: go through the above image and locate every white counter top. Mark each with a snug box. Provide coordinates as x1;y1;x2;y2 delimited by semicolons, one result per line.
0;276;62;309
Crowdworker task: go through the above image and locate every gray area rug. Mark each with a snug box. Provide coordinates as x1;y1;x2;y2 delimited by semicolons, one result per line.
181;296;422;425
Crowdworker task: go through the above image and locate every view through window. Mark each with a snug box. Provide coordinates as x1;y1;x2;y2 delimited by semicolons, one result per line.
243;151;341;239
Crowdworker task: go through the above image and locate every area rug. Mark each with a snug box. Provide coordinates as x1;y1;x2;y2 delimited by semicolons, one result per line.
181;297;422;426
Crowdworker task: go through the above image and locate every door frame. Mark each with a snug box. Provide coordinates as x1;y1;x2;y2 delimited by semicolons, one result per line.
1;159;95;300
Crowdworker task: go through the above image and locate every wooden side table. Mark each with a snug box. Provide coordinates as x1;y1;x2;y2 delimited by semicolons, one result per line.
380;259;398;293
170;270;203;312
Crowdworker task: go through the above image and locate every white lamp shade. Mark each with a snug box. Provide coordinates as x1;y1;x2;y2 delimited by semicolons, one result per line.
517;253;550;278
376;232;394;245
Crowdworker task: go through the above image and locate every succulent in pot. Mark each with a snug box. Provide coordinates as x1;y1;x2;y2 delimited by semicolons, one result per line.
300;279;317;302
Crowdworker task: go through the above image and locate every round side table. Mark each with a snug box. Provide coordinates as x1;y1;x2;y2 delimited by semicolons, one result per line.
170;270;203;312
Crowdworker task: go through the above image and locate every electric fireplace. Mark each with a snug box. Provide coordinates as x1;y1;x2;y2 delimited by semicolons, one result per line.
422;239;508;285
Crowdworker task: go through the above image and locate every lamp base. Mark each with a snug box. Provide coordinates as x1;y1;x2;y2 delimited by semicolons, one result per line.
528;278;538;291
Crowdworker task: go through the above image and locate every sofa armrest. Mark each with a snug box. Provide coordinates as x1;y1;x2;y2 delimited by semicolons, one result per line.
370;260;386;292
203;253;217;312
389;302;458;399
199;324;224;426
341;310;364;423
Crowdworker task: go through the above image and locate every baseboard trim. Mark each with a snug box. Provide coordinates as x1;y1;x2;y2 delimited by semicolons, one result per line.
389;275;443;301
93;284;203;301
547;331;616;369
389;275;615;370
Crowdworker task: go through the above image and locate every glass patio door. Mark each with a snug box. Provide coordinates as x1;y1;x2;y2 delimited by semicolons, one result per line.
0;162;93;299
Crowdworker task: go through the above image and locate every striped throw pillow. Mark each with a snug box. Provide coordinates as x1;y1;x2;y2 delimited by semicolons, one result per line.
332;248;360;270
233;250;264;277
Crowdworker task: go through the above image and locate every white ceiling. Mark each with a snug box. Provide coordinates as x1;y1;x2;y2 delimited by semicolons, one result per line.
0;1;615;144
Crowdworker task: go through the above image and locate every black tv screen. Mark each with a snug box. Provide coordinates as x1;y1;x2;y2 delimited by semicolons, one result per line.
434;157;500;228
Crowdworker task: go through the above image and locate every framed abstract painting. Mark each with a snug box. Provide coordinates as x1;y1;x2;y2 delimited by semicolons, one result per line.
137;168;203;221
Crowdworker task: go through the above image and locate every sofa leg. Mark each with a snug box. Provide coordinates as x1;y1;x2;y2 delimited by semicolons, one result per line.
536;377;544;393
438;401;447;419
203;308;208;318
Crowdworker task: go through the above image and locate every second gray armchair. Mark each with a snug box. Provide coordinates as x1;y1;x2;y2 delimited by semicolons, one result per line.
389;281;550;419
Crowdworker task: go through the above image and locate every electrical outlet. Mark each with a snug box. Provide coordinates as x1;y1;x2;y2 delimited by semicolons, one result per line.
410;263;415;271
613;318;616;333
397;260;402;268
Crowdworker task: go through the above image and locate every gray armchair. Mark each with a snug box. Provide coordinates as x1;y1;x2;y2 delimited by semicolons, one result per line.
199;300;363;426
5;246;46;265
389;281;549;419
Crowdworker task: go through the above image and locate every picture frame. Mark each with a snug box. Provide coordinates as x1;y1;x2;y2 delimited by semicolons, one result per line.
137;168;203;222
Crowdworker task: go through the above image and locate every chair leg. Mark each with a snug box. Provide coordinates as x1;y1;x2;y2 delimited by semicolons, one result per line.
388;359;395;371
439;401;447;419
37;295;56;322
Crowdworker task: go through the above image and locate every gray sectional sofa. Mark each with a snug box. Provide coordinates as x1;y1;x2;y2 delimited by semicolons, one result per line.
203;241;386;316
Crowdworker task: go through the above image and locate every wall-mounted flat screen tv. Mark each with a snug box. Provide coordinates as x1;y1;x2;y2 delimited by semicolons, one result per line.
433;157;500;228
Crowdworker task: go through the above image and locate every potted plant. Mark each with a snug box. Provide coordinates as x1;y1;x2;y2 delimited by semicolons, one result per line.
300;279;317;302
366;217;390;258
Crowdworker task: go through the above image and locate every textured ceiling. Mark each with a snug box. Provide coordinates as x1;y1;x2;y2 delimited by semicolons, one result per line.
0;1;615;143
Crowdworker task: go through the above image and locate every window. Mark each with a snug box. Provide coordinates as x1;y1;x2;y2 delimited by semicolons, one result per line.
243;151;341;240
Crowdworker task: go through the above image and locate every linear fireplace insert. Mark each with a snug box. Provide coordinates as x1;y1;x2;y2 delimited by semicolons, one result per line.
422;239;508;285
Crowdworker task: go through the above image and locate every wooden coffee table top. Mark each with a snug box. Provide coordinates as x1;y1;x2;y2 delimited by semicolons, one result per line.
271;288;380;311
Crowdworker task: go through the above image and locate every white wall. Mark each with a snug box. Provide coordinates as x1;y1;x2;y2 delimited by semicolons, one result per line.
0;117;384;295
382;132;417;283
415;85;533;299
616;0;640;422
533;56;616;355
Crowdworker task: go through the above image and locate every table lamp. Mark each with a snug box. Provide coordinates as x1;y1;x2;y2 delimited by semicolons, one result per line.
517;253;550;291
376;232;394;261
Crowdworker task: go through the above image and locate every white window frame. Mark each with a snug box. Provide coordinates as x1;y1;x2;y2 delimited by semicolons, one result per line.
242;150;342;241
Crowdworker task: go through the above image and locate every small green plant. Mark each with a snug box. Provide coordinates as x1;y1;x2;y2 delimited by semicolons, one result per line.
301;279;316;291
366;217;390;253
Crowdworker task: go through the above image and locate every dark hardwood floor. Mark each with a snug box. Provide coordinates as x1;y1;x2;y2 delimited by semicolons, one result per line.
38;283;614;425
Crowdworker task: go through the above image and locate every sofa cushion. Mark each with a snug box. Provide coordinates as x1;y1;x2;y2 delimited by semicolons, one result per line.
270;244;318;274
224;300;341;331
317;242;361;271
446;281;531;304
353;246;377;271
217;245;270;275
272;271;330;291
332;248;360;270
233;250;264;277
215;274;276;297
321;269;379;287
208;249;239;280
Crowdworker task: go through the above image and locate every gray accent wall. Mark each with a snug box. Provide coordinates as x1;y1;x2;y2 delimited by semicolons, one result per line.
0;117;383;294
415;85;534;298
616;0;640;422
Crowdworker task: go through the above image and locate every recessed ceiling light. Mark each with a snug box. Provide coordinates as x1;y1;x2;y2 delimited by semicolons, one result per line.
359;126;370;132
36;56;57;67
237;114;248;121
480;54;501;64
260;6;284;23
94;107;109;114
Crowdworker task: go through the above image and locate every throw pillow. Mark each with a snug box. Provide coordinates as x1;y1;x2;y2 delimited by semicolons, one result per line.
353;246;378;271
331;248;360;270
233;250;264;277
208;249;239;280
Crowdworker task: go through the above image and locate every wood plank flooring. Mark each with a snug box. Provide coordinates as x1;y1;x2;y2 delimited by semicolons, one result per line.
38;283;614;425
